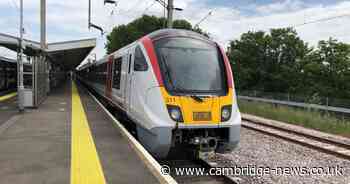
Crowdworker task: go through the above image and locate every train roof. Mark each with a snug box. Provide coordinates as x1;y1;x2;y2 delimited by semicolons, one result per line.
77;29;212;71
0;56;33;66
0;56;17;64
147;29;211;42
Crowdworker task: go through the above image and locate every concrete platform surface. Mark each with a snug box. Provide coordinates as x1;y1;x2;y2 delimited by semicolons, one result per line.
0;81;160;184
0;95;18;127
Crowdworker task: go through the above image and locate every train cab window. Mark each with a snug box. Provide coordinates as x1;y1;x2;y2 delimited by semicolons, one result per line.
154;37;227;95
113;57;122;89
134;46;148;71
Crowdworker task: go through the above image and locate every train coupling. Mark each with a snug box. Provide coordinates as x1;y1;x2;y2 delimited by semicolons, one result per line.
190;137;218;159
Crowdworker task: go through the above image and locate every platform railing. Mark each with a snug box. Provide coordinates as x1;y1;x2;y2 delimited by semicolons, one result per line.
238;90;350;109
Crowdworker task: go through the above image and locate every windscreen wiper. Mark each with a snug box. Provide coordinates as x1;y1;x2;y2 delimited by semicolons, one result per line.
190;95;204;102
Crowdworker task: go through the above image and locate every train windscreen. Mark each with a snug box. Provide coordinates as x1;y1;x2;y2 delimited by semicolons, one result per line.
154;37;227;95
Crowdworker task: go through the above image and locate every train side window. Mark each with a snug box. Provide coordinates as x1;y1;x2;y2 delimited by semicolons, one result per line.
134;46;148;71
128;54;132;73
113;57;122;89
98;63;107;84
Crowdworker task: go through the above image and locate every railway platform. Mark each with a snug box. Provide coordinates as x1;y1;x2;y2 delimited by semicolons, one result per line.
0;92;18;127
0;80;172;184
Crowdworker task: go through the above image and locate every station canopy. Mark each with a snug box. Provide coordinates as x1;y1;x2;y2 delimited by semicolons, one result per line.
0;32;96;70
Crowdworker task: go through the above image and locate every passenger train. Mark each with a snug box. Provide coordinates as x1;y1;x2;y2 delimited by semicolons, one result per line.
77;29;241;158
0;57;17;92
0;57;32;93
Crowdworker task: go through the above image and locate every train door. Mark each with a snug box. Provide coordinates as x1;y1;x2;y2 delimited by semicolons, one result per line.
4;62;8;90
0;62;4;91
105;56;113;98
124;48;134;113
5;63;9;90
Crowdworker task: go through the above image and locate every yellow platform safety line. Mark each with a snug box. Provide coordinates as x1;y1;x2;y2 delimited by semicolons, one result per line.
71;81;106;184
0;92;17;102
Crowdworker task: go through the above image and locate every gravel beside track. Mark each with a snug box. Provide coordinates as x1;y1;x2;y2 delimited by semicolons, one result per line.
218;128;350;184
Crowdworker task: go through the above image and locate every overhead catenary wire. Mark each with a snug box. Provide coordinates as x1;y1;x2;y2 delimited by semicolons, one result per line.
125;0;143;12
107;1;350;43
111;0;170;22
143;0;157;14
182;3;350;30
10;0;20;11
155;0;167;8
221;12;350;46
291;13;350;28
194;10;213;28
7;0;34;39
206;9;350;43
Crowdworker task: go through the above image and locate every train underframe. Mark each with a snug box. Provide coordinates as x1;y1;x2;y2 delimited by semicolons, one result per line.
136;123;240;159
170;126;239;159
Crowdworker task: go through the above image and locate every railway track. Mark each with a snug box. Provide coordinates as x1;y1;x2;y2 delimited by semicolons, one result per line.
242;119;350;160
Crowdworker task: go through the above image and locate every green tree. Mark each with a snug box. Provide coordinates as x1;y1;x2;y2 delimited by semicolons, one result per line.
228;31;268;90
304;38;350;98
267;28;311;93
105;15;208;54
228;28;310;93
228;28;350;100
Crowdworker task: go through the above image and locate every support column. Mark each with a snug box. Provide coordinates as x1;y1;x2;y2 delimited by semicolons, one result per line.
167;0;174;28
18;0;24;111
40;0;46;49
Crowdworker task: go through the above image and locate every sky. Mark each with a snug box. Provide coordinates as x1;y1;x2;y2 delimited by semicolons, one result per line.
1;0;350;66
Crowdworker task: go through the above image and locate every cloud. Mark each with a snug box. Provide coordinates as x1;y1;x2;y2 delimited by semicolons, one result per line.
256;0;306;15
195;0;350;47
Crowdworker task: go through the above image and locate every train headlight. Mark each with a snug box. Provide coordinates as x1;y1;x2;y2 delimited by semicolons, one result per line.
167;105;183;122
221;105;232;122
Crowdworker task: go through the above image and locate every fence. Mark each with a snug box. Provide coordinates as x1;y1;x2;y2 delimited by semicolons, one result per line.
238;90;350;109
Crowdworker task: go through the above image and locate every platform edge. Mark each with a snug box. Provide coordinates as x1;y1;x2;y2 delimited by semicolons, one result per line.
87;89;177;184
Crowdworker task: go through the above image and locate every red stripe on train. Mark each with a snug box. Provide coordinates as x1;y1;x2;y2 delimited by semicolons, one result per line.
141;36;164;86
218;45;233;88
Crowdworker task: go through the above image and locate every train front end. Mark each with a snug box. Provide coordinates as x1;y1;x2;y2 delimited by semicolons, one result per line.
141;30;241;158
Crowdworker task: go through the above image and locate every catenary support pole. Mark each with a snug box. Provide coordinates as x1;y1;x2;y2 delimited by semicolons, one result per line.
167;0;174;28
18;0;24;111
41;0;46;49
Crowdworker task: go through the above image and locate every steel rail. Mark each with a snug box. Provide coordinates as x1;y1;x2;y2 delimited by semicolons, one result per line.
242;120;350;160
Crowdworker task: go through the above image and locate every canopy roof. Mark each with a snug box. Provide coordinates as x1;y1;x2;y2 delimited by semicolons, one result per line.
0;33;96;70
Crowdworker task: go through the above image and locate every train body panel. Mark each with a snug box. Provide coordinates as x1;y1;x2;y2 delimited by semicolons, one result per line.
0;57;33;93
0;60;17;92
77;29;241;158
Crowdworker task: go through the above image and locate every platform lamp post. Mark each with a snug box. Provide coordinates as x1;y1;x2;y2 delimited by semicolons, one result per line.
17;0;24;111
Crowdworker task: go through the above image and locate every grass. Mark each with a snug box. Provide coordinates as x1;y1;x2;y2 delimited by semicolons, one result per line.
238;99;350;138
